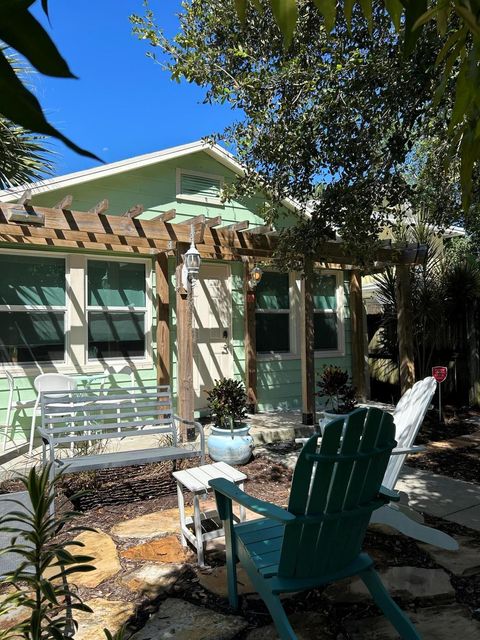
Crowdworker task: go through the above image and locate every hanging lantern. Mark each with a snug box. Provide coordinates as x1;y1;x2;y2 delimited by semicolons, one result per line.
248;265;263;289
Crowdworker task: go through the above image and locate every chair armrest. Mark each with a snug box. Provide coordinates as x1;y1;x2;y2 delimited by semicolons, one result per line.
379;486;401;503
209;478;295;523
390;445;426;456
173;415;205;461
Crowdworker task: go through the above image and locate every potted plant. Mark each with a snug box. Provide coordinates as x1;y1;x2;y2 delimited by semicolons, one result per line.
206;378;254;464
316;365;357;432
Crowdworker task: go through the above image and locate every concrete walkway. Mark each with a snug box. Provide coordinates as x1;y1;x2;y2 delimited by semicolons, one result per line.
397;466;480;531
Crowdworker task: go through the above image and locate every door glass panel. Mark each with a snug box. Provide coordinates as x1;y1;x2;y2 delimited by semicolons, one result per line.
88;311;145;358
0;311;65;363
0;255;65;306
88;261;146;307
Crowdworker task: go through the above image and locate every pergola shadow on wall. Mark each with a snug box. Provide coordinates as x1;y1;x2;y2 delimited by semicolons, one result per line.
0;198;425;431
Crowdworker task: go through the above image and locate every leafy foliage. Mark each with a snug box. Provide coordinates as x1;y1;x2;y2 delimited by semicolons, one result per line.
0;1;98;161
233;0;480;209
132;0;452;262
206;378;249;428
316;364;357;413
0;464;95;640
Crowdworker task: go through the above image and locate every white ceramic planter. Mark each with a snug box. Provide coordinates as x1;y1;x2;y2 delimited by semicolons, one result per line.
207;424;254;465
319;410;353;435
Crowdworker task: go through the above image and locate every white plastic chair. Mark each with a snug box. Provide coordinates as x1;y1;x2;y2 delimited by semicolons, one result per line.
31;374;77;455
3;370;36;451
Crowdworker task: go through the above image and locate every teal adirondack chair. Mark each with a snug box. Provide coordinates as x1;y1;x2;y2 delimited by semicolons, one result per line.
209;407;421;640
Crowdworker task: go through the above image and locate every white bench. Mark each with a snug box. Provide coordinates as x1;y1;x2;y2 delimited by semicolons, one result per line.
39;385;205;480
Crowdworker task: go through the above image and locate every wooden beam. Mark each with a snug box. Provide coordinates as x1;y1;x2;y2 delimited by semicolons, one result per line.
150;209;176;223
350;270;368;401
224;221;249;231
123;204;144;218
244;262;257;413
18;189;32;206
241;224;272;235
156;253;170;386
300;259;316;425
176;243;194;435
54;195;73;210
176;214;206;226
88;199;109;215
205;216;222;228
395;264;415;393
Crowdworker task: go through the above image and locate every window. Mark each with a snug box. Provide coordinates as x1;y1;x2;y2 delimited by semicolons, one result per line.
313;272;342;352
176;169;223;204
87;260;147;360
255;272;290;354
0;254;66;363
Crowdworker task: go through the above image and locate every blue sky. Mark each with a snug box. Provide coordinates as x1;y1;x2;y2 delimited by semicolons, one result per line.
31;0;236;176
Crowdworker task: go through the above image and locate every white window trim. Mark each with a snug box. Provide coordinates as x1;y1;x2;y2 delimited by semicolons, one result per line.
256;272;298;361
175;168;225;205
0;249;153;376
314;270;346;358
85;256;153;366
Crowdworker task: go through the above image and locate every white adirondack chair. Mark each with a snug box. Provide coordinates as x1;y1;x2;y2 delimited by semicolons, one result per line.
370;376;459;551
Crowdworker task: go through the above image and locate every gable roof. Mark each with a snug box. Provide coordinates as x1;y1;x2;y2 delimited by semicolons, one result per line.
0;140;300;214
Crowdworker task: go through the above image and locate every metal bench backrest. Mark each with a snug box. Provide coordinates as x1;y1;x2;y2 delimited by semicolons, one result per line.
40;385;177;447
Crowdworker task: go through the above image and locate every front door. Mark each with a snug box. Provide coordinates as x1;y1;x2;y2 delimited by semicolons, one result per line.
192;263;233;412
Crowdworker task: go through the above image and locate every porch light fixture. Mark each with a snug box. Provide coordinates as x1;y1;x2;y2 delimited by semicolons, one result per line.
182;226;202;289
248;265;263;290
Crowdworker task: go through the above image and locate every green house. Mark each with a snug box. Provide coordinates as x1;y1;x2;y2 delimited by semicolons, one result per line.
0;140;363;447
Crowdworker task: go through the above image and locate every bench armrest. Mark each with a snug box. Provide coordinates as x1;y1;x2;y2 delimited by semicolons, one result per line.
390;445;426;456
209;477;295;523
173;415;205;463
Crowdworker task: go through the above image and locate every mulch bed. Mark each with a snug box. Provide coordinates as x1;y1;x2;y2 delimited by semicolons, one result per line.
408;445;480;483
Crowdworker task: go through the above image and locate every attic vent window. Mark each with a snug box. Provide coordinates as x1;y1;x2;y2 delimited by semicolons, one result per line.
176;169;224;205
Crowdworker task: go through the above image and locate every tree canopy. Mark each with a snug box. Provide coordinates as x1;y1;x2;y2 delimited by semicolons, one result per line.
132;0;462;263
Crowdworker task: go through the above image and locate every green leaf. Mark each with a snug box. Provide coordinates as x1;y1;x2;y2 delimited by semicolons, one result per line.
359;0;372;31
344;0;355;30
0;52;100;161
0;3;75;78
313;0;336;33
384;0;403;31
270;0;298;47
455;5;480;38
403;0;428;55
234;0;247;23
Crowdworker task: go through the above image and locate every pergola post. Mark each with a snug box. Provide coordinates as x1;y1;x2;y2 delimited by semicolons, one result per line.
176;243;194;438
244;262;257;413
155;252;170;386
300;260;316;425
395;264;415;393
350;270;368;401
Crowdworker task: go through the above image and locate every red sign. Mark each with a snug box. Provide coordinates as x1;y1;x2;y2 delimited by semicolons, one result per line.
432;366;448;383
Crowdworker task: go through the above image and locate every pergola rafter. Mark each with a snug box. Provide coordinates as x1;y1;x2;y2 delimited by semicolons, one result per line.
0;201;422;426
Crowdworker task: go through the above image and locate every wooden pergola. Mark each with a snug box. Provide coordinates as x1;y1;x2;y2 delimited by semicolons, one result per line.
0;198;424;427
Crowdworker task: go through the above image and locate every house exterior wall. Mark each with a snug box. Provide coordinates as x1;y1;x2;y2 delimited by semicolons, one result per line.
0;149;353;443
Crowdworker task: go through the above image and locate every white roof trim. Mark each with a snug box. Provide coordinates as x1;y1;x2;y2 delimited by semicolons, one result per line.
0;139;301;214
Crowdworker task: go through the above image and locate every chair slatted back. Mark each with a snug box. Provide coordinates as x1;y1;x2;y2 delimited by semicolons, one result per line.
279;408;396;580
384;376;436;489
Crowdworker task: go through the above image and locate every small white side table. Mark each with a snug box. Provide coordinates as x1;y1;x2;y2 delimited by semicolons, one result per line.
173;461;247;567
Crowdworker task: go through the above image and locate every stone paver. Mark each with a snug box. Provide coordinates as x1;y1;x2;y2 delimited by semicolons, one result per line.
111;506;193;540
245;612;334;639
121;563;186;596
72;530;121;588
197;565;255;597
0;491;32;576
75;598;135;640
121;535;195;564
419;535;480;576
131;598;248;640
345;604;480;639
445;504;480;530
324;567;454;603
